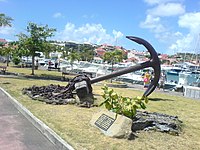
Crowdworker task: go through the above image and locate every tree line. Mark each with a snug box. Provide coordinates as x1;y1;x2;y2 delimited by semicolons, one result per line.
0;13;127;75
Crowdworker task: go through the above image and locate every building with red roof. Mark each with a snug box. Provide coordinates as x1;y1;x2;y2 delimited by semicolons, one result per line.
0;38;7;44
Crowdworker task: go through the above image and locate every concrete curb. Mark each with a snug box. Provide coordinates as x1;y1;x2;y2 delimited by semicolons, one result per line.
0;87;74;150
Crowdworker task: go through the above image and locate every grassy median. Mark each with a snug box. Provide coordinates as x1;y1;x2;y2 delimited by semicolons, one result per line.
1;65;200;150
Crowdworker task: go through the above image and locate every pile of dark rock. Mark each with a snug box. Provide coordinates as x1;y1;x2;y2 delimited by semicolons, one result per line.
22;74;95;106
132;111;182;135
22;84;76;105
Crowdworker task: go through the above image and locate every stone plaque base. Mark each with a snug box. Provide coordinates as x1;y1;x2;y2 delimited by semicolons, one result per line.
90;110;132;138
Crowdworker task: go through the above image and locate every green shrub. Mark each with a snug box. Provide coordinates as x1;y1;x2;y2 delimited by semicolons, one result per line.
100;85;148;119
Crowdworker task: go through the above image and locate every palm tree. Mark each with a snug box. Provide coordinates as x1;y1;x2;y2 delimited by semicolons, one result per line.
0;13;13;27
103;49;123;72
103;49;124;83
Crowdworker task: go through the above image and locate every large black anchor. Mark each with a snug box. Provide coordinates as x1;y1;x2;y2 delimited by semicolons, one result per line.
90;36;161;97
73;36;161;107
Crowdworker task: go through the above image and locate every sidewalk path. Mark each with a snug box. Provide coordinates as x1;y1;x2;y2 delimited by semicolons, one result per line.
127;83;184;97
0;89;58;150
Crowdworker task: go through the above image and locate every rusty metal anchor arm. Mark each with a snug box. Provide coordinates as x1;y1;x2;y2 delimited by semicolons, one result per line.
126;36;161;97
90;36;161;97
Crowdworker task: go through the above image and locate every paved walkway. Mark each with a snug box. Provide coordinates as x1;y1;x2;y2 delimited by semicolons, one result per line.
0;89;58;150
127;83;184;97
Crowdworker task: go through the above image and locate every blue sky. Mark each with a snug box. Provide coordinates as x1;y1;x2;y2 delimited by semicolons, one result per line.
1;0;200;54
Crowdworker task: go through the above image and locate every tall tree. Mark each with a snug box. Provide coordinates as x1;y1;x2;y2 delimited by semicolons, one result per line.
17;22;56;75
64;42;78;59
103;49;124;72
67;52;80;70
103;49;124;83
0;13;13;58
42;42;58;59
0;13;13;27
79;44;94;61
0;42;17;66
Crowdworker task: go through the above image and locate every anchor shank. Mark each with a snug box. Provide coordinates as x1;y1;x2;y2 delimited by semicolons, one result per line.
90;61;151;84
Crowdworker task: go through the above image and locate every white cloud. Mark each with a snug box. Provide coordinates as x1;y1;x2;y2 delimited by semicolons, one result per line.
113;30;123;39
140;2;185;35
56;23;123;45
144;0;183;5
148;3;185;17
174;31;182;36
168;12;200;53
169;33;194;52
140;15;166;33
141;0;187;54
0;0;7;2
53;12;64;18
142;0;200;54
178;12;200;31
0;26;14;35
155;31;183;43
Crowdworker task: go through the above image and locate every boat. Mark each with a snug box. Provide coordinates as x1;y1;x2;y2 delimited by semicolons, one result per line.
167;71;200;92
60;60;79;74
164;81;179;90
166;67;182;75
116;71;144;84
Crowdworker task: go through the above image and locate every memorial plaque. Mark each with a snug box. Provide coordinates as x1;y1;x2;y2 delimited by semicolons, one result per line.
90;110;132;138
95;114;115;131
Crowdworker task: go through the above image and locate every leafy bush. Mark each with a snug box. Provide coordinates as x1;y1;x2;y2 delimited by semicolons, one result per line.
100;85;148;119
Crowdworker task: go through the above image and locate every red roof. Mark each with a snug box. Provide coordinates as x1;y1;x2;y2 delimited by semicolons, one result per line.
95;48;106;57
125;57;139;62
159;54;168;59
0;38;7;43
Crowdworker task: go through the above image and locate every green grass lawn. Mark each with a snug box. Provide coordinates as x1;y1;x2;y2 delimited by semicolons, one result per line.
1;62;76;80
3;62;62;76
1;65;200;150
